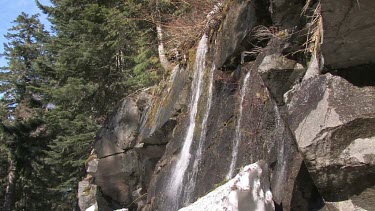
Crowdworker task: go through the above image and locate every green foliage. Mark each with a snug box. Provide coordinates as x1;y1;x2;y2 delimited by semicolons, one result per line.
0;0;165;209
43;109;98;209
0;133;9;207
0;13;50;111
38;0;161;115
2;118;53;210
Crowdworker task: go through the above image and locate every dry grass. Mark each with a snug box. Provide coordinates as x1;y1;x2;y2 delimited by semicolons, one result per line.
303;1;323;58
240;25;281;63
160;0;225;54
302;0;313;15
251;25;278;41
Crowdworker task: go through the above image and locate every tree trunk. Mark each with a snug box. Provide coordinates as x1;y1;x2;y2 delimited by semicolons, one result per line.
156;24;173;71
3;158;18;211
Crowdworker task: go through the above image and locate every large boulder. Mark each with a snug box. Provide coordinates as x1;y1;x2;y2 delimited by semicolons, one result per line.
258;53;305;105
287;73;375;208
321;0;375;69
95;151;141;209
232;49;303;210
95;96;147;158
92;94;151;209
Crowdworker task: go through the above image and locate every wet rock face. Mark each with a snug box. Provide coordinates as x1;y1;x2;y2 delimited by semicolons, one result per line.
235;52;302;210
287;74;375;207
192;75;238;199
146;40;303;211
139;66;189;143
90;65;190;210
321;0;375;69
83;0;375;210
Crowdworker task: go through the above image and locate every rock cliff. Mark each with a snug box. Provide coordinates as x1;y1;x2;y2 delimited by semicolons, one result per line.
78;0;375;210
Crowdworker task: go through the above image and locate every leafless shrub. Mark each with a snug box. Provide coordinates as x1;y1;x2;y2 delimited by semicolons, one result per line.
302;1;323;55
251;25;278;41
240;26;280;62
161;0;225;53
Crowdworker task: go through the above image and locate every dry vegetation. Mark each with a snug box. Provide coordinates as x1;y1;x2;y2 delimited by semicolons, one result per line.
303;1;322;56
159;0;225;55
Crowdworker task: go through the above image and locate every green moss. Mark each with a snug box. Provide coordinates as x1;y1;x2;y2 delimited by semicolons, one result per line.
213;178;229;189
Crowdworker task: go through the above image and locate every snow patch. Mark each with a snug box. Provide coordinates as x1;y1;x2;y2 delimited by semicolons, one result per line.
179;161;275;211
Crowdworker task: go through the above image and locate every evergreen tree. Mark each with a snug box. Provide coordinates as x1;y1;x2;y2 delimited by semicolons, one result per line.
34;0;161;208
0;13;52;210
0;0;167;209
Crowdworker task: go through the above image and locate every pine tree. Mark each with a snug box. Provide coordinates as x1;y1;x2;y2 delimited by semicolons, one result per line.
2;1;168;209
0;13;52;210
37;0;160;116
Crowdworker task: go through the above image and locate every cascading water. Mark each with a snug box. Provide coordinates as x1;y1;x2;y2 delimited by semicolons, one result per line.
183;64;216;204
226;69;251;179
167;35;208;208
273;103;287;191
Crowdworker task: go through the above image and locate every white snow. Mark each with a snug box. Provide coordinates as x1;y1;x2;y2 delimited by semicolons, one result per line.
179;162;275;211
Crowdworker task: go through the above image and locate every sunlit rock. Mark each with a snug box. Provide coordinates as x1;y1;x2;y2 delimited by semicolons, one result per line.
287;73;375;209
179;161;274;211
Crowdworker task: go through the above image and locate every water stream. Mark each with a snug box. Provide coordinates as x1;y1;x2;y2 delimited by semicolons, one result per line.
226;69;251;179
167;35;208;207
183;64;215;204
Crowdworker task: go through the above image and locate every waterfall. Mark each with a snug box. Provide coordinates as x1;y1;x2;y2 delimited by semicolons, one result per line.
226;69;251;179
183;64;215;204
167;35;208;207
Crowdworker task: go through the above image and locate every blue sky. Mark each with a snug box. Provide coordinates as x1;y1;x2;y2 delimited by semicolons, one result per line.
0;0;52;68
0;0;52;98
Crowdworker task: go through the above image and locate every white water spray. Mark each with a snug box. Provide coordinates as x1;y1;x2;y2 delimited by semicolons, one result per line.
184;64;216;203
226;69;252;179
168;35;208;204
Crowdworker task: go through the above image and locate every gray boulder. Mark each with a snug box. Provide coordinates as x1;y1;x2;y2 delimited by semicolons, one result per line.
95;96;145;158
321;0;375;69
95;151;141;208
287;73;375;208
258;53;305;105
